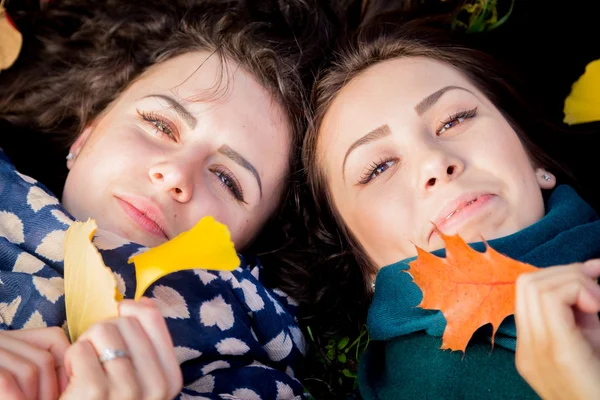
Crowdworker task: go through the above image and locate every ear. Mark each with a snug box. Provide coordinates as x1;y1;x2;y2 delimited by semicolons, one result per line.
535;168;556;190
66;126;93;170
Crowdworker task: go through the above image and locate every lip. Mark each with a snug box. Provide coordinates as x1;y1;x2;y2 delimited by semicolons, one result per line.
115;195;169;240
429;192;496;242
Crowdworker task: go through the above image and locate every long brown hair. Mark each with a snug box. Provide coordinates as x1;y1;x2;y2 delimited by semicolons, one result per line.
0;0;340;296
302;15;570;335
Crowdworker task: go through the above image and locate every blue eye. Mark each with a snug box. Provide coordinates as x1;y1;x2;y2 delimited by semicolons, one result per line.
211;167;246;203
436;107;478;135
359;158;397;185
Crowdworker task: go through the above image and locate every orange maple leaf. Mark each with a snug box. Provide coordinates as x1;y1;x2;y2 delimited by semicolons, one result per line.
407;229;539;353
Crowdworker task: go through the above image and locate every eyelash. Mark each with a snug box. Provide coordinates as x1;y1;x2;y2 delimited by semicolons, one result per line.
436;107;478;135
210;166;246;203
137;110;179;142
357;108;478;186
358;157;398;185
137;110;246;203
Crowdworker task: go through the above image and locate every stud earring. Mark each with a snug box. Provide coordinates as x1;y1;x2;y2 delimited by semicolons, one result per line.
542;173;551;182
66;153;74;161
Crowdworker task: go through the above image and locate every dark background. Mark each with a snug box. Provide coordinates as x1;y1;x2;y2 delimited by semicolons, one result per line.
3;0;600;208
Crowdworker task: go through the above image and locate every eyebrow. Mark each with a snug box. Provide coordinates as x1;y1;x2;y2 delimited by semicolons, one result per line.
218;145;262;198
342;124;392;178
143;94;198;129
414;85;474;115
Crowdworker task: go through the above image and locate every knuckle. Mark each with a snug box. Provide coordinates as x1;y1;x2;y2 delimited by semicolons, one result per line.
516;272;534;289
119;316;141;330
66;340;90;362
86;321;117;339
37;350;55;373
138;303;163;322
47;326;69;342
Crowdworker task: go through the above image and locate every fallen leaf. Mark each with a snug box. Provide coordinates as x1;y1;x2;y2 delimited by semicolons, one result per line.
0;5;22;71
130;216;240;300
564;58;600;125
64;219;121;342
64;216;239;341
407;229;538;352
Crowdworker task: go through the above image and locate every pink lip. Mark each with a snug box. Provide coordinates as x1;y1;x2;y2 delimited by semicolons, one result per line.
115;195;169;240
429;192;495;242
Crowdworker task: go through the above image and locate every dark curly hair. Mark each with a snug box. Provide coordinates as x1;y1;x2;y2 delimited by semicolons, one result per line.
301;14;572;337
0;0;342;296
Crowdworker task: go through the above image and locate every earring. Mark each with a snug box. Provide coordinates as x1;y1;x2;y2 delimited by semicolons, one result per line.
542;173;551;182
66;153;74;161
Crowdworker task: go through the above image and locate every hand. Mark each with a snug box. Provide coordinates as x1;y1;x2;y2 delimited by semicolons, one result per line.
60;297;183;400
0;327;70;400
515;260;600;400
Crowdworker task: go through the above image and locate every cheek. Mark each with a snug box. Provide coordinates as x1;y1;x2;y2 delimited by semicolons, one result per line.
226;213;264;251
342;190;414;261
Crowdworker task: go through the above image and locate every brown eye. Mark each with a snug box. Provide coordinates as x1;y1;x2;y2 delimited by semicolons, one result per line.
137;110;178;142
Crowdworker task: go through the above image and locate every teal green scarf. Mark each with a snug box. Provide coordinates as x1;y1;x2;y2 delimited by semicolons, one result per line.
359;185;600;399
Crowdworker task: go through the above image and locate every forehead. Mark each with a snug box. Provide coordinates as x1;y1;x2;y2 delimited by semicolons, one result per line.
133;51;287;129
116;51;290;155
318;57;475;161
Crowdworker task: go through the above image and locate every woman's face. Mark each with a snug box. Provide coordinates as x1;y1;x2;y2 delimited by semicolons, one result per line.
318;57;554;268
62;51;291;249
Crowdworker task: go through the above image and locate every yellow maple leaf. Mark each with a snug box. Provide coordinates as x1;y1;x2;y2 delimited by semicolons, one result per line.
564;59;600;125
129;216;240;300
64;216;240;342
64;219;121;342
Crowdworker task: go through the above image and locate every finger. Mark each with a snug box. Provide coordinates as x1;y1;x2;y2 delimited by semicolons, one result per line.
575;311;600;352
517;270;552;347
519;266;600;312
538;269;600;314
515;265;600;399
79;322;140;400
538;280;600;398
537;277;599;362
115;316;169;399
62;340;107;400
581;259;600;279
515;270;554;394
0;368;27;400
120;298;182;398
2;327;70;394
0;348;39;400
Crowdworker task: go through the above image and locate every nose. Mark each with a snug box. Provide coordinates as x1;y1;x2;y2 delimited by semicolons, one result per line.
149;162;193;203
418;147;464;191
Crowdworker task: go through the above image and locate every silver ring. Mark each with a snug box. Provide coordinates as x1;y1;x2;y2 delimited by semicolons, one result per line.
98;348;130;364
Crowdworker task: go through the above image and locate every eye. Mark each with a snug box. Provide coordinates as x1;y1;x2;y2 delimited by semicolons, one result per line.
137;109;179;142
358;158;397;185
210;167;246;203
436;107;478;135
